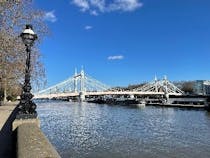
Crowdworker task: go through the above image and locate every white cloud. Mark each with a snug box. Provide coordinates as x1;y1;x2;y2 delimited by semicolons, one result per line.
90;10;99;16
109;0;143;12
72;0;90;11
44;11;57;22
90;0;105;12
71;0;143;15
84;25;93;30
108;55;124;60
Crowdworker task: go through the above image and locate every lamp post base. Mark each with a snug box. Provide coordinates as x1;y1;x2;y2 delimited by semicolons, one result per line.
16;95;37;119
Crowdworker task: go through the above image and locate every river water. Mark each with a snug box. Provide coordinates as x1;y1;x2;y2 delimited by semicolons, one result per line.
36;101;210;158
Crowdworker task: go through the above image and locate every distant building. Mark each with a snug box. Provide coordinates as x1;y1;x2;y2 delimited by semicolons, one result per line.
203;81;210;95
193;80;205;95
193;80;210;95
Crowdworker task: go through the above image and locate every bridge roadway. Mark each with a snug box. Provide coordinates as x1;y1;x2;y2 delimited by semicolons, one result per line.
34;91;182;99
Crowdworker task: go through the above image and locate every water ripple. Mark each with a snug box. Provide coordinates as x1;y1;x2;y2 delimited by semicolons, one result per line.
36;101;210;158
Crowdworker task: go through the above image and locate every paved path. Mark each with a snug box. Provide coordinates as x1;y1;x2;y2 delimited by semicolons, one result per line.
0;102;19;158
0;105;16;130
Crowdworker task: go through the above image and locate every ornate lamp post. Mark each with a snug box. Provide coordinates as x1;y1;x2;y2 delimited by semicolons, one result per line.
16;24;38;119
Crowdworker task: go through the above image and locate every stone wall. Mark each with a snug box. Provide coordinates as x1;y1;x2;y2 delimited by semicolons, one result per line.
16;123;60;158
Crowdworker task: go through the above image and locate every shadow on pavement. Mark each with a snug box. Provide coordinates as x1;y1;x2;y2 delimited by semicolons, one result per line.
0;106;19;158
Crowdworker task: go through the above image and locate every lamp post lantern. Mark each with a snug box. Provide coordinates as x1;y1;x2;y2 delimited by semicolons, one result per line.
17;24;38;119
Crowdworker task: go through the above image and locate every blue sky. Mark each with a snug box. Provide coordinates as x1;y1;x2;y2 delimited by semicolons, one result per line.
34;0;210;87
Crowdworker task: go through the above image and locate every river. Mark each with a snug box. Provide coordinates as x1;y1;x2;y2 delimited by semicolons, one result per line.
36;101;210;158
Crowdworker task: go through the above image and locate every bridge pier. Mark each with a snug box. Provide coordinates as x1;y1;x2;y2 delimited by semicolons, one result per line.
165;93;169;103
130;94;135;99
79;92;86;102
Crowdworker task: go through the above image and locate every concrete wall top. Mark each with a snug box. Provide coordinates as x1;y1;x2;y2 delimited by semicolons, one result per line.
17;123;61;158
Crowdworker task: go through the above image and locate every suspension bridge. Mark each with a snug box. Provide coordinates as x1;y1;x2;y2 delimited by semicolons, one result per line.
34;69;184;101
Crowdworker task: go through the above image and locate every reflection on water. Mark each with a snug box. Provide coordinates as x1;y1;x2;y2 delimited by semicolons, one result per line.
36;101;210;158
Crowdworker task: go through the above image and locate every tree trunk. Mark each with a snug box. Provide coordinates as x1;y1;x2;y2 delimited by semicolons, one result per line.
3;79;7;104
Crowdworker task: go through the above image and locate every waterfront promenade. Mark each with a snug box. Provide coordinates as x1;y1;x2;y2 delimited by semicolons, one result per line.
1;100;210;158
0;101;61;158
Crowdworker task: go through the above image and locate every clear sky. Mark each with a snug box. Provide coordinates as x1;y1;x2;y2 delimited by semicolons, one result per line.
34;0;210;87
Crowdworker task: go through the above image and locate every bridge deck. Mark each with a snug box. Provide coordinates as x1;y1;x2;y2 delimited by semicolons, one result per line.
34;91;183;99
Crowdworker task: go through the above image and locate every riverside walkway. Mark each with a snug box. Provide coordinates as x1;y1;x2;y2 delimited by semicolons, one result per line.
0;102;18;158
0;102;61;158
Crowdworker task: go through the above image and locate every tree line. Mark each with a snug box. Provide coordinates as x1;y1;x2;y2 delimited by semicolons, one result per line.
0;0;48;103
